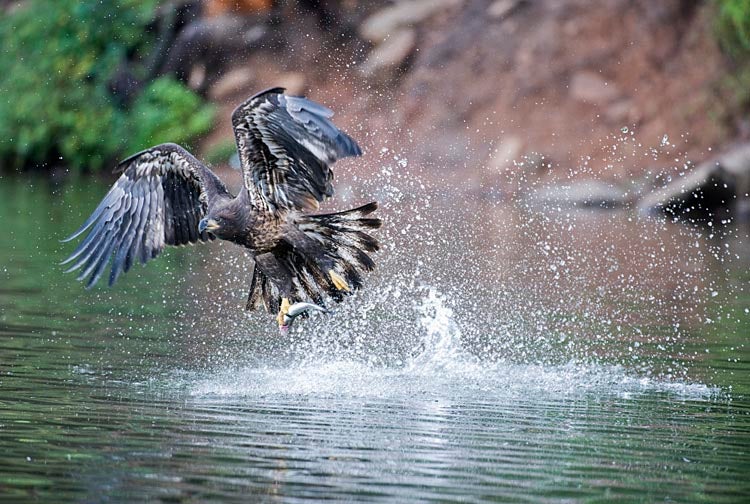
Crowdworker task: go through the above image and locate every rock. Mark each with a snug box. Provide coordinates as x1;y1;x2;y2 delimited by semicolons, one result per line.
188;64;207;92
519;152;552;175
360;0;462;42
569;71;621;105
531;180;629;209
638;143;750;221
360;28;417;79
605;99;638;124
208;67;254;100
488;135;523;172
487;0;522;19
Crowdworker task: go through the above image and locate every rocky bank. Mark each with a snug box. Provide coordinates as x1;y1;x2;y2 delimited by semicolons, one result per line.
197;0;749;220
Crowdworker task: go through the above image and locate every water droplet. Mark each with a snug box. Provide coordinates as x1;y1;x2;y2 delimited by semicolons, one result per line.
620;126;629;133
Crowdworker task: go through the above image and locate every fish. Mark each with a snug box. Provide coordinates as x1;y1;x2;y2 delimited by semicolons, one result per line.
279;302;329;333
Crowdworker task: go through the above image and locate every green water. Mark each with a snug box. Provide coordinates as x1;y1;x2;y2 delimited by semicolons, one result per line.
0;174;749;503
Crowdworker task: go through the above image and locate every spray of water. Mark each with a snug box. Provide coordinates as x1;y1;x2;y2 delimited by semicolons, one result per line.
186;284;715;401
154;130;731;402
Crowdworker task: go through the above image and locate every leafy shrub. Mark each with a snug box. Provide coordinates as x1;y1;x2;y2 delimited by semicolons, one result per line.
204;138;239;166
713;1;750;120
125;78;215;154
0;0;214;172
715;0;750;57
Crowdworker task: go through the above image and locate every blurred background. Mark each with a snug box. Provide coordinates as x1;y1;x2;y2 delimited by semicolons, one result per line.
2;3;750;501
1;0;749;219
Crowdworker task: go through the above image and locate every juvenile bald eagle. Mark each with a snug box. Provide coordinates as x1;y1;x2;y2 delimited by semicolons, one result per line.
62;87;380;328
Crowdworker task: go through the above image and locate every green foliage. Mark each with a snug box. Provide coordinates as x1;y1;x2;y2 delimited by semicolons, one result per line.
126;78;216;154
713;1;750;120
715;0;750;57
204;138;239;166
0;0;214;172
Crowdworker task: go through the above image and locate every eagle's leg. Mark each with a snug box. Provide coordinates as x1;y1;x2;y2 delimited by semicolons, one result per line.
255;252;294;327
276;297;291;326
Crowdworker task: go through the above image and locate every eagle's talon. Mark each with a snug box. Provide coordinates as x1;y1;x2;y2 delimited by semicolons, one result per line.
277;297;291;327
329;270;350;292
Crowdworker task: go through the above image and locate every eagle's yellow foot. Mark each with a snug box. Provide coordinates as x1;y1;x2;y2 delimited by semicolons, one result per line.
276;297;291;327
329;270;350;292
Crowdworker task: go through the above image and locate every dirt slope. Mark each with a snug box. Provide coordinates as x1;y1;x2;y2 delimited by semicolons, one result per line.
201;0;742;197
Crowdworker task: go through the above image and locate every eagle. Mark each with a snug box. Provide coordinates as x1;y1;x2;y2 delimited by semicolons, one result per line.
62;87;381;329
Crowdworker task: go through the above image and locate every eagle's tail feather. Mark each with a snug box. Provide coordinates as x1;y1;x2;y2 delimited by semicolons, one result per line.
298;202;381;301
246;263;282;314
246;254;331;313
245;202;381;314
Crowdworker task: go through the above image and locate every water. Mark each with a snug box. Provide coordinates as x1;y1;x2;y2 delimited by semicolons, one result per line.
1;173;749;502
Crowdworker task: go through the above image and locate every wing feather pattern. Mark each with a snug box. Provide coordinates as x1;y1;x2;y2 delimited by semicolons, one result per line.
231;87;362;213
62;143;231;288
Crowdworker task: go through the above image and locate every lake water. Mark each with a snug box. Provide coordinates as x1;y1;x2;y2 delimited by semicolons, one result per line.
1;172;749;502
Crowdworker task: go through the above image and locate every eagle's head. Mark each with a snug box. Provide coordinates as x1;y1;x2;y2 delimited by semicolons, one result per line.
198;216;221;235
198;201;242;240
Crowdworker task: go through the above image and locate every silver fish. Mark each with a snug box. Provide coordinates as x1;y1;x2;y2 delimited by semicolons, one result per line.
279;302;329;332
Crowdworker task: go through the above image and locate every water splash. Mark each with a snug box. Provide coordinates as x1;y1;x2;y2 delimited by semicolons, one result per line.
184;287;718;402
163;135;742;402
405;287;473;372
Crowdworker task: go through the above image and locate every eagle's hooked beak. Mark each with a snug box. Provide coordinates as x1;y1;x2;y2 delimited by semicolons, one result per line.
198;218;220;233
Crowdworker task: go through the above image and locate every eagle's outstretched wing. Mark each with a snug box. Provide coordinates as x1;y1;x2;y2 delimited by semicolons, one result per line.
61;143;231;288
231;87;362;212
